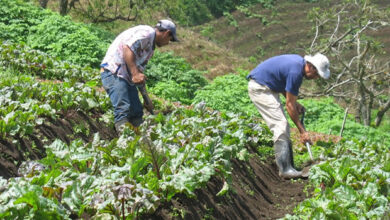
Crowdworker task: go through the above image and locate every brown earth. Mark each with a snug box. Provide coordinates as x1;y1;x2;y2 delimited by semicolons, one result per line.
145;157;309;220
0;107;310;219
0;109;116;179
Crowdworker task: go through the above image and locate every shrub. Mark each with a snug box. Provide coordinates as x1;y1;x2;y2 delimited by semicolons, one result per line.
145;51;208;100
0;0;112;67
298;98;390;144
27;15;109;67
149;81;192;104
193;69;257;114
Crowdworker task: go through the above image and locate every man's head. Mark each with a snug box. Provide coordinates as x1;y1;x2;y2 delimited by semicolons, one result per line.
155;19;178;47
304;53;330;80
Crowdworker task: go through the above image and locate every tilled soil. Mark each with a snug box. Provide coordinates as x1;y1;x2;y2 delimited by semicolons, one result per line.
146;157;308;220
0;110;309;219
0;109;115;178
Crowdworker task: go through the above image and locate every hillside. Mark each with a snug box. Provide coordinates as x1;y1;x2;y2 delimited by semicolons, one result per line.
191;0;390;64
0;1;389;219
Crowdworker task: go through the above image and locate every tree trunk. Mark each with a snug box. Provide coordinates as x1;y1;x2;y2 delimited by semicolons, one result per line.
59;0;68;16
375;99;390;127
358;84;371;126
39;0;49;8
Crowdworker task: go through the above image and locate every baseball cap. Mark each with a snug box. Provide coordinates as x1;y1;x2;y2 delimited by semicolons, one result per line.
156;19;179;42
304;53;330;79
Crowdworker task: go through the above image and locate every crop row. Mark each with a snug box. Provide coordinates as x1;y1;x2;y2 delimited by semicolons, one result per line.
0;106;272;219
0;70;110;139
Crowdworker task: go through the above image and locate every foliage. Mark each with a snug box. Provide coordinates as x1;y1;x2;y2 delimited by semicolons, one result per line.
0;106;271;219
26;15;109;66
149;81;192;105
145;50;208;101
145;0;275;26
0;0;112;67
285;140;390;219
0;41;101;84
0;0;52;42
224;12;239;28
297;98;390;144
0;71;110;139
307;0;390;127
193;69;257;115
70;0;140;23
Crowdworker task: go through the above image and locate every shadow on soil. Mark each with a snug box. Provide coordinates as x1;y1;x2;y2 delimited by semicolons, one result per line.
0;109;116;179
145;155;309;220
0;109;309;219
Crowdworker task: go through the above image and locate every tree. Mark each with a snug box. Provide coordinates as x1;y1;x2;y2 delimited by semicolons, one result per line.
39;0;49;8
307;0;390;127
71;0;144;22
59;0;68;15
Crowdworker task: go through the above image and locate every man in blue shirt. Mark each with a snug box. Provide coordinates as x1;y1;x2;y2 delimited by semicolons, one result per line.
247;53;330;179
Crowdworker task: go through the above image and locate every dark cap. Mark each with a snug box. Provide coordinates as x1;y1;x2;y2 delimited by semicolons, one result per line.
156;19;178;42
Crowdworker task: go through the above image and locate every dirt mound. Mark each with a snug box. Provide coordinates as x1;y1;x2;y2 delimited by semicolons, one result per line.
145;157;308;220
0;109;116;179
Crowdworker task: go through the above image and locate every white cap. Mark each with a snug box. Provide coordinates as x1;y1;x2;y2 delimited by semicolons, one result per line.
304;53;330;79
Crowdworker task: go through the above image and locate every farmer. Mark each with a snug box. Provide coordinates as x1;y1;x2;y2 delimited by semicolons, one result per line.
247;53;330;179
100;20;178;133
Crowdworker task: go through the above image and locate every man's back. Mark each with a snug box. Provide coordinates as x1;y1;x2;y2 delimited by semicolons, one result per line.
248;54;304;96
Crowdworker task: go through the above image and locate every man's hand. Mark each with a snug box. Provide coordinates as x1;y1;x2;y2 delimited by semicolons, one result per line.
132;72;146;84
123;46;146;84
300;131;312;145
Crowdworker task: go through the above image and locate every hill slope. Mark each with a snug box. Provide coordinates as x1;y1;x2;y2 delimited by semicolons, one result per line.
191;0;390;63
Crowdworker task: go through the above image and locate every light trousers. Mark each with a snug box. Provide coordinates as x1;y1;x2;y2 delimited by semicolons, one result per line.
248;79;290;143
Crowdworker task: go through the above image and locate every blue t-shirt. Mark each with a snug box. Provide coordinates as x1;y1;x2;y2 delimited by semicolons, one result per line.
247;54;304;96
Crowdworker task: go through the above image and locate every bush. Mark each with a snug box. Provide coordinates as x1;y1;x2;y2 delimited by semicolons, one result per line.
0;0;112;67
298;98;390;144
145;51;208;101
193;69;257;114
27;15;109;67
149;81;192;104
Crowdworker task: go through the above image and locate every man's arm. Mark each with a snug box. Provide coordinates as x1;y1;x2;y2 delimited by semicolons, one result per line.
123;45;145;84
285;92;310;143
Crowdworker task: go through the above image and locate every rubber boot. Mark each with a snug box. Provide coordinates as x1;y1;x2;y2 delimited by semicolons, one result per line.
274;139;303;179
115;118;141;135
115;118;129;135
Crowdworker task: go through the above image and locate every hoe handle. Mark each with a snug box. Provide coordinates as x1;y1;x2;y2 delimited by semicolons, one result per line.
300;109;313;160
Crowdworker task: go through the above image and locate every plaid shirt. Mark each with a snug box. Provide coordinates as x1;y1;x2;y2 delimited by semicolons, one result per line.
101;25;155;84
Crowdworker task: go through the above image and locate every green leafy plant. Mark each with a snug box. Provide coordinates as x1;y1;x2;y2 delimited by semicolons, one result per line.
0;0;112;67
193;69;257;115
285;140;390;219
145;50;208;101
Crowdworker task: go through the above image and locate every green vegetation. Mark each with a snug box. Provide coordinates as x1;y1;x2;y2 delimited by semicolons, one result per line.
0;71;110;139
286;139;389;219
0;0;112;67
0;41;100;83
193;72;389;144
0;0;389;219
145;51;208;104
0;99;271;218
298;98;390;144
193;69;257;115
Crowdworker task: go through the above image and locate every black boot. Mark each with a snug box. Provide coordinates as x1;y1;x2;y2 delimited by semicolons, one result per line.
274;139;303;179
